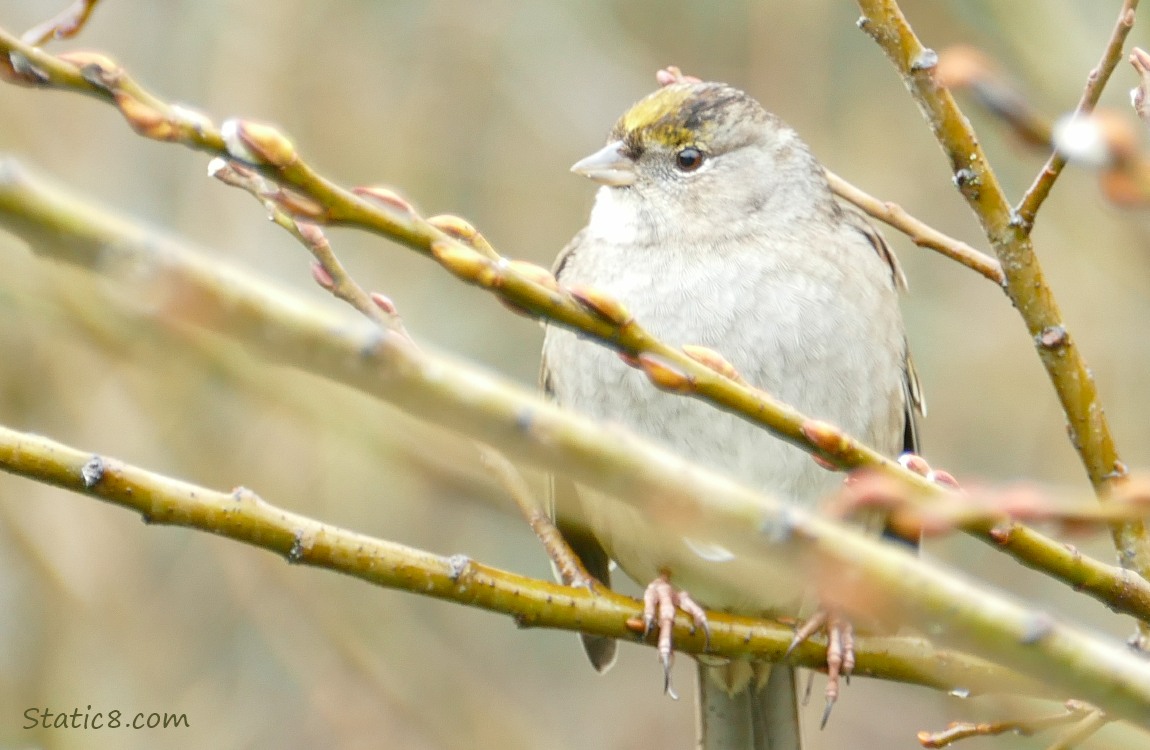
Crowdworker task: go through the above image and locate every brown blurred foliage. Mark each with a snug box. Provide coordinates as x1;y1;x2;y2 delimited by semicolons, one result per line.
2;1;1149;748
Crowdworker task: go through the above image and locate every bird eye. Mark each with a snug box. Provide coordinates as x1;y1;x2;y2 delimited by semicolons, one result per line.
674;147;704;172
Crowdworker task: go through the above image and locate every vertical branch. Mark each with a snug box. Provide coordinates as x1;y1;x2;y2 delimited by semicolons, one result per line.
855;0;1147;616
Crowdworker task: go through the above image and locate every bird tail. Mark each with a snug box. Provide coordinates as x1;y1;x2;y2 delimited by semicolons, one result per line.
696;662;801;750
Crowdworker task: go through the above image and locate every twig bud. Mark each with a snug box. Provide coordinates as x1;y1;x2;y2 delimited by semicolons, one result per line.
354;185;415;216
568;285;633;326
428;214;479;244
681;344;745;383
221;118;297;168
310;261;335;291
506;260;559;292
637;354;693;393
73;54;122;91
295;221;328;249
57;50;118;74
800;419;850;462
206;157;230;180
1036;325;1068;349
429;239;490;283
114;91;174;140
169;103;214;136
428;214;499;260
274;188;327;220
0;51;46;86
370;292;398;316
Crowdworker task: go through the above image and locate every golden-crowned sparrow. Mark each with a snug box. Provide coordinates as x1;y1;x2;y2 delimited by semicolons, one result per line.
541;72;920;750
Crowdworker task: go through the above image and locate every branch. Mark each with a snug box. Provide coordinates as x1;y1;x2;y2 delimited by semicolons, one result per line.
0;43;1145;627
207;158;403;332
938;44;1150;208
855;0;1148;628
0;417;1092;708
1016;0;1140;227
20;0;101;47
825;170;1004;284
0;25;951;489
4;163;1150;728
917;701;1103;748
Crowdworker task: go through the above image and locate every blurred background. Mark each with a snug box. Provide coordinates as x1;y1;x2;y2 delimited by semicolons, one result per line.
1;1;1149;748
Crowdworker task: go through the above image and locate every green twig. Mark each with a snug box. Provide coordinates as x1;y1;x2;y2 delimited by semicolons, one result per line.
855;0;1147;633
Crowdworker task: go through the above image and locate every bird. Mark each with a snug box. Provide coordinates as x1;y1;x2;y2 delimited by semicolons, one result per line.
541;68;920;750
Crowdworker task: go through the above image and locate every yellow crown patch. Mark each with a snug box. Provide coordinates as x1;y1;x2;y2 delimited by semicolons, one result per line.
617;83;710;149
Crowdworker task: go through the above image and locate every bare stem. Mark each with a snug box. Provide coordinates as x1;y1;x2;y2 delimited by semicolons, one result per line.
0;415;1107;710
1016;0;1140;228
21;0;102;47
5;162;1150;723
478;446;598;586
2;65;1149;625
826;170;1004;284
855;0;1146;629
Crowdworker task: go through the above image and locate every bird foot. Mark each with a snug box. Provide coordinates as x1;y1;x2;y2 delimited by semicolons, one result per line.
642;573;710;700
786;608;855;729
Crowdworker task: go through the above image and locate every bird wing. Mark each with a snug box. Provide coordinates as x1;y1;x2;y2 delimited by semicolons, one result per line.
541;238;619;670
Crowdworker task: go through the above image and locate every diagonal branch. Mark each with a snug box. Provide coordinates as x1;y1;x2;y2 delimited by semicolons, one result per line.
855;0;1148;632
0;27;949;502
0;413;1112;712
7;163;1150;725
2;74;1149;626
1016;0;1140;228
825;170;1004;284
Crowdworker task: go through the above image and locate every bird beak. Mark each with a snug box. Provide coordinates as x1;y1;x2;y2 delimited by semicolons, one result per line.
571;141;636;187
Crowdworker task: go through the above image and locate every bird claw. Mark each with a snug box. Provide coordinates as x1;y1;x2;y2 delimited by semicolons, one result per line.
659;651;678;700
820;696;836;730
787;608;855;728
642;573;709;700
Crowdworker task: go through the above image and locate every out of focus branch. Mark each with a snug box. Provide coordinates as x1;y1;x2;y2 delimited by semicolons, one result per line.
0;29;1113;602
6;162;1150;725
0;404;1073;703
0;417;1097;707
937;45;1150;208
20;0;101;47
1016;0;1139;227
935;46;1053;149
855;0;1148;634
2;56;1148;621
0;24;951;490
